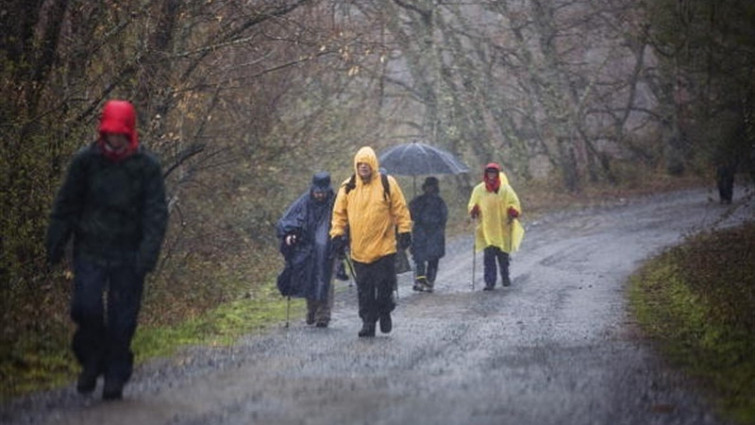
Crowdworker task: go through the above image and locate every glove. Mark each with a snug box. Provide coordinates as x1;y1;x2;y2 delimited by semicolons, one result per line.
284;232;298;246
397;232;412;250
470;205;480;219
331;235;347;259
507;206;520;219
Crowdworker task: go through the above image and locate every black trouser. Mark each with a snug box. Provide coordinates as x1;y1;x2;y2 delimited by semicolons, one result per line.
717;165;735;204
414;258;439;283
353;254;396;324
483;246;509;287
71;258;144;384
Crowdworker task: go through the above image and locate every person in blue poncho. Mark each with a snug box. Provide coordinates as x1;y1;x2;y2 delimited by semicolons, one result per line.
276;172;336;327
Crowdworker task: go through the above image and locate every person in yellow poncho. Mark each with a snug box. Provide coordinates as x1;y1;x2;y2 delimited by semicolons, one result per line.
467;162;524;291
330;146;412;337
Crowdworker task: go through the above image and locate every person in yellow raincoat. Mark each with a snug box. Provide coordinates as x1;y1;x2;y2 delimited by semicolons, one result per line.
330;146;412;337
467;162;524;290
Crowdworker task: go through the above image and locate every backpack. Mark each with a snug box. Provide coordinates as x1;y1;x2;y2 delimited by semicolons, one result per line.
344;172;390;201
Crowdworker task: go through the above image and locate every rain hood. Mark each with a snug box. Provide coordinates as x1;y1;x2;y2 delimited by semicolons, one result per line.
98;100;139;162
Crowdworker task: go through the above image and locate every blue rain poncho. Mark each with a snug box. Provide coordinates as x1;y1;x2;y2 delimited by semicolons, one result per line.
276;172;335;300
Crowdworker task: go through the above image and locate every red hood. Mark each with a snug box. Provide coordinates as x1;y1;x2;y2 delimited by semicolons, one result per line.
483;162;502;193
98;100;139;161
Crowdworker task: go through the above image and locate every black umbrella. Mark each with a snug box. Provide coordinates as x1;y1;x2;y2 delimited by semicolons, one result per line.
378;141;469;176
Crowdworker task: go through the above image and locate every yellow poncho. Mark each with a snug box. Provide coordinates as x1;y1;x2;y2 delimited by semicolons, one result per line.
467;172;524;253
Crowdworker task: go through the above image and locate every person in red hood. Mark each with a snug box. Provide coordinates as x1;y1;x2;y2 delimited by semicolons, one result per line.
46;100;168;400
467;162;524;290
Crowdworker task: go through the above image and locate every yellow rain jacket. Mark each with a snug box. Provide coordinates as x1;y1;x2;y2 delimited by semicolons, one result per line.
467;172;524;253
330;146;412;264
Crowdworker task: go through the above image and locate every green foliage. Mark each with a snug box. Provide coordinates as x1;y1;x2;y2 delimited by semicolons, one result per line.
629;222;755;424
647;0;755;171
0;315;76;400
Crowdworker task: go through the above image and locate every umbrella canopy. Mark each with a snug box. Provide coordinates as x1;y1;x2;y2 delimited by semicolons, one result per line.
378;142;469;176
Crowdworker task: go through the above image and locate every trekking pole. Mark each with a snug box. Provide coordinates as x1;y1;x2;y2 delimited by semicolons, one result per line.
469;214;476;291
344;255;357;288
471;240;476;291
285;296;291;328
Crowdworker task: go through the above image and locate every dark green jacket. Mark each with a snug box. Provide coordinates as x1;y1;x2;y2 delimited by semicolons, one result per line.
46;143;168;273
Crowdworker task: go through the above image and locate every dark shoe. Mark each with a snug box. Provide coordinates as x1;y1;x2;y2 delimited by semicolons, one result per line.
358;322;375;338
315;321;329;328
102;379;124;401
379;314;392;334
335;264;349;281
483;284;494;291
421;280;434;293
306;311;315;325
415;276;430;292
502;276;511;287
76;366;99;394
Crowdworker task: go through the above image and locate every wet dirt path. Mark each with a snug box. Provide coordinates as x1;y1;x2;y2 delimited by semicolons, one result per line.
3;188;752;425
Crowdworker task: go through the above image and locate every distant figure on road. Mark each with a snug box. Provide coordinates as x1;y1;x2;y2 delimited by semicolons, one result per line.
330;147;412;337
716;161;735;204
45;99;168;400
276;172;336;328
409;176;448;293
467;162;524;291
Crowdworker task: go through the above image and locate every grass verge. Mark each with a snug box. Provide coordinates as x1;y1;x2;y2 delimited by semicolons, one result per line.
0;280;304;402
628;221;755;425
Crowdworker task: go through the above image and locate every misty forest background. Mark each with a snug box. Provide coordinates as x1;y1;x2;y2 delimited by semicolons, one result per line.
2;0;754;397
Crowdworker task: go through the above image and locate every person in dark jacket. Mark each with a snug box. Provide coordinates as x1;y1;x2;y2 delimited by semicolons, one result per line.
409;176;448;293
45;99;168;400
276;172;336;327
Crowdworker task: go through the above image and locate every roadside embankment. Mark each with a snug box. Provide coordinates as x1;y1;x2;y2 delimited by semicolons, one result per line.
629;221;755;425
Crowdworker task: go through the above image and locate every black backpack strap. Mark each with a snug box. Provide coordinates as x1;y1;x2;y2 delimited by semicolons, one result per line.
344;174;357;194
380;173;390;201
344;172;390;201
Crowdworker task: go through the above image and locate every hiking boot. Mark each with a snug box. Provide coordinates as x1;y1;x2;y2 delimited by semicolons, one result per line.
415;276;431;293
502;276;511;287
379;313;392;334
483;284;494;291
102;378;124;401
421;280;434;293
358;322;376;338
306;311;315;325
76;366;99;394
315;321;329;328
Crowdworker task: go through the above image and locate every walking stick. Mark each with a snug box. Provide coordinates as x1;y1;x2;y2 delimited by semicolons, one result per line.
471;240;476;291
285;296;291;328
344;255;357;287
470;216;477;291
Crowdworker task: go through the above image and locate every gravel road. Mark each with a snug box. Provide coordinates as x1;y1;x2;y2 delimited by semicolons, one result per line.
2;187;753;425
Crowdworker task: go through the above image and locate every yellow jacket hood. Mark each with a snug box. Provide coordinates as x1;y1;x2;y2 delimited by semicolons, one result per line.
353;146;380;183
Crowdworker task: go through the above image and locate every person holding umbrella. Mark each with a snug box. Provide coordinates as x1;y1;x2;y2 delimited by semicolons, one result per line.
409;176;448;292
330;146;412;337
467;163;524;290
